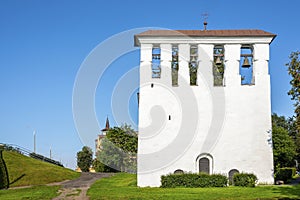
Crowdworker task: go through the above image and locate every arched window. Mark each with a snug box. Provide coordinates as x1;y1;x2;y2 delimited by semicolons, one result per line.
240;45;254;85
171;46;179;86
196;153;213;174
199;158;209;174
152;47;161;78
228;169;239;185
189;45;198;85
213;46;225;86
174;169;184;174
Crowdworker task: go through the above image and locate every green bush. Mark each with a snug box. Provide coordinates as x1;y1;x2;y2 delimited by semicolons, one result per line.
161;173;227;188
275;168;296;182
92;159;118;173
233;173;257;187
0;150;9;189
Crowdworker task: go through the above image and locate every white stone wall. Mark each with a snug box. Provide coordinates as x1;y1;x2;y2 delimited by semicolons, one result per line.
137;35;274;187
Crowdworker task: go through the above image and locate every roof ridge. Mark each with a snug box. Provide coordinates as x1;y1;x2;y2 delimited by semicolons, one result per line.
136;29;276;36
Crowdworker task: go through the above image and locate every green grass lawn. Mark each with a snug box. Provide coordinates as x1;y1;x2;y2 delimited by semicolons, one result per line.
0;185;60;200
87;173;300;200
3;150;80;187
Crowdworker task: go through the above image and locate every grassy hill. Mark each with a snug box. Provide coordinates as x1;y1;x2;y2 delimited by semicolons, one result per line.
3;150;80;187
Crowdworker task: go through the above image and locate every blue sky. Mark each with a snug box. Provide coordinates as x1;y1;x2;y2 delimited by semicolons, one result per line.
0;0;299;169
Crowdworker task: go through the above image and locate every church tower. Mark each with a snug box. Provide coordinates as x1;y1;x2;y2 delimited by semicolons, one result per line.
95;117;110;155
135;29;276;187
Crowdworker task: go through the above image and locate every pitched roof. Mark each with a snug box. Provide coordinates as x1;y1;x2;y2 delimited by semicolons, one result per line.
136;29;276;37
134;29;276;46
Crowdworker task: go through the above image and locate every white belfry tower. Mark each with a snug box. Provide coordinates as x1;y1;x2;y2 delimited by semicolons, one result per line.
134;29;276;187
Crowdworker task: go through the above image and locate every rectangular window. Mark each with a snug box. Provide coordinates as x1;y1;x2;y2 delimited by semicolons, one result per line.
213;46;225;86
152;47;161;78
189;45;198;85
171;46;179;86
240;45;254;85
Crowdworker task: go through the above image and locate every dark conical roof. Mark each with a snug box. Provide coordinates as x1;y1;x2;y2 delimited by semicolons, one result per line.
101;117;110;132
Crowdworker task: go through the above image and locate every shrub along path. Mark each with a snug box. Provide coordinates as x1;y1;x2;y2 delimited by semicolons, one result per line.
52;172;113;200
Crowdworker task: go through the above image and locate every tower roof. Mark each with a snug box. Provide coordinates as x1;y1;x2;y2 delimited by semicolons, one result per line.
101;117;110;132
134;29;276;46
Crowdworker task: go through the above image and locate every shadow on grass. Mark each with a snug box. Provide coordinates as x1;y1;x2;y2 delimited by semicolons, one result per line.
269;184;300;200
10;174;25;185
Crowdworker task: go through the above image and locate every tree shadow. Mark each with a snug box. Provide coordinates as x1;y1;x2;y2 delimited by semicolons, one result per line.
10;174;25;185
269;184;300;200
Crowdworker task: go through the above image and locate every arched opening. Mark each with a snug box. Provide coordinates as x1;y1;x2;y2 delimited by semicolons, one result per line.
240;45;254;85
174;169;184;174
228;169;239;185
213;45;225;86
152;47;161;78
196;153;213;174
189;45;198;85
199;158;209;174
171;45;179;86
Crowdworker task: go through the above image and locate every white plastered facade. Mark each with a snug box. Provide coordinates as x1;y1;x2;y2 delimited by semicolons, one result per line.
136;34;275;187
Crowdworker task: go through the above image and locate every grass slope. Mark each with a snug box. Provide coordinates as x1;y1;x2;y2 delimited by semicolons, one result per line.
87;173;300;200
0;185;59;200
3;150;80;187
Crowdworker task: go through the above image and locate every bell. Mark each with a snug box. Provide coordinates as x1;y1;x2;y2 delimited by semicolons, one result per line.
172;54;178;62
215;56;222;66
242;57;251;68
190;56;197;63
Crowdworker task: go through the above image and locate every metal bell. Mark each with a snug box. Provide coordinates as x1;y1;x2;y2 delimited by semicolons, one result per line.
190;56;197;63
215;56;222;66
172;54;178;62
242;57;251;68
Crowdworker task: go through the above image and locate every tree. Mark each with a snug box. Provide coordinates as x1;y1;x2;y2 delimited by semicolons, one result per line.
97;124;137;173
272;113;289;130
213;47;224;86
286;51;300;162
189;63;198;85
272;126;297;171
77;146;93;172
106;125;137;153
97;138;124;171
0;147;9;189
92;158;117;173
272;113;299;139
286;51;300;132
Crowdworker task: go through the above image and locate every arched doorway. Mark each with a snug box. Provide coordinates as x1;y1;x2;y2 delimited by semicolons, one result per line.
199;158;209;174
228;169;239;185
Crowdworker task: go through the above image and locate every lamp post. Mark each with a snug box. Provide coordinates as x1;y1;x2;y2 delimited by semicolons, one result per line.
33;130;36;153
50;146;52;159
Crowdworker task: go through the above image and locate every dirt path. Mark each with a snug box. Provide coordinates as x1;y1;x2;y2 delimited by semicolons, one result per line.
52;172;113;200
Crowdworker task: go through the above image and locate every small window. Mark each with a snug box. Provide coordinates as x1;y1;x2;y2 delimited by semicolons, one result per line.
240;45;254;85
174;169;184;174
213;46;225;86
152;47;161;78
171;46;179;86
189;45;198;85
